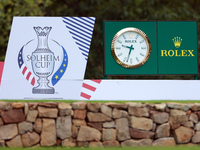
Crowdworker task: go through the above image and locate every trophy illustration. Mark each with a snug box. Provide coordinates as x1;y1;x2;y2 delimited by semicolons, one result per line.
32;26;55;94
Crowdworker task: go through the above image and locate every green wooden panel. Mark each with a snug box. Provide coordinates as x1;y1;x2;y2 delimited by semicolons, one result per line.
157;21;198;75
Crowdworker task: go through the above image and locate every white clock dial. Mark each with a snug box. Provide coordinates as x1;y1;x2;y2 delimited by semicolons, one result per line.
111;27;151;68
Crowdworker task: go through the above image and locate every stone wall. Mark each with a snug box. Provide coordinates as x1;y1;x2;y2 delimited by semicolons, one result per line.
0;101;200;147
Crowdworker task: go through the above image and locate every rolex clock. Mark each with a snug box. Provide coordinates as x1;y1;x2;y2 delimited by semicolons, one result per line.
111;27;151;68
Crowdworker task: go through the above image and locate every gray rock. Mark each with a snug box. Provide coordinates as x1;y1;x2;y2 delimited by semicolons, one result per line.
156;123;170;138
102;128;116;141
38;106;58;118
128;106;149;117
169;116;188;124
26;110;38;122
0;101;12;110
18;121;33;134
21;132;40;147
77;126;101;142
89;142;104;147
103;141;120;147
103;121;116;128
58;103;72;116
0;140;5;147
107;103;128;110
72;119;87;126
87;112;112;122
33;118;42;133
130;116;153;131
167;102;191;111
6;135;23;148
116;118;130;141
41;119;56;146
189;113;198;124
101;105;112;117
12;102;25;109
150;111;169;124
56;116;72;140
113;108;128;119
72;102;86;110
87;103;101;112
174;126;194;144
192;131;200;143
121;139;152;147
153;137;176;146
129;128;155;139
191;103;200;111
154;103;166;111
62;138;76;147
0;118;4;126
170;109;186;116
0;124;18;140
183;121;194;128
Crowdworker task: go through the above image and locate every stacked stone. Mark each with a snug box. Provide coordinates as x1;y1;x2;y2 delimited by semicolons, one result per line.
1;101;200;147
0;101;72;147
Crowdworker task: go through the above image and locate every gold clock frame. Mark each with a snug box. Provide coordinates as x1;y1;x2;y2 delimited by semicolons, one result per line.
111;27;151;68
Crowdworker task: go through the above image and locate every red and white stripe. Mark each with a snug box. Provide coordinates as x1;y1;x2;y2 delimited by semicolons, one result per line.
20;63;35;86
80;80;102;100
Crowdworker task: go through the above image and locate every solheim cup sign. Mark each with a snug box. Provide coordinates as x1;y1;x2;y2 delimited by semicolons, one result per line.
18;26;68;94
0;17;95;99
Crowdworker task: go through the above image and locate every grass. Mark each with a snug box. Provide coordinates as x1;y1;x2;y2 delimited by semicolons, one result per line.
1;99;200;104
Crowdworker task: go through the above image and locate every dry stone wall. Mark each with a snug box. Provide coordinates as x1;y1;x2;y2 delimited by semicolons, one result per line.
0;101;200;147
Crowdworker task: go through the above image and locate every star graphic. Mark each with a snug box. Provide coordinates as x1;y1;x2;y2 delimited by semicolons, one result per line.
60;70;63;73
63;64;66;67
55;75;59;79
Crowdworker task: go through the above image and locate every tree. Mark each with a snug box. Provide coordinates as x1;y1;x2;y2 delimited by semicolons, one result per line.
0;0;200;79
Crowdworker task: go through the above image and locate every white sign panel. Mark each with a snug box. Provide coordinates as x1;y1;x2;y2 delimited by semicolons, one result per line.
0;17;95;99
80;80;200;100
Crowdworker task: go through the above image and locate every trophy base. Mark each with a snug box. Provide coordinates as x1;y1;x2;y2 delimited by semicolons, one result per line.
32;88;55;94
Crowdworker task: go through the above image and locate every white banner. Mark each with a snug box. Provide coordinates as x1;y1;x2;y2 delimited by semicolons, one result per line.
80;80;200;100
0;17;95;99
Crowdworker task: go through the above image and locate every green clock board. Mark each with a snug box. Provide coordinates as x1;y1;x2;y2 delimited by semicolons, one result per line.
103;21;198;76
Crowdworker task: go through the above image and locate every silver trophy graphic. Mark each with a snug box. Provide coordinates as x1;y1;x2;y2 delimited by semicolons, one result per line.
32;26;55;94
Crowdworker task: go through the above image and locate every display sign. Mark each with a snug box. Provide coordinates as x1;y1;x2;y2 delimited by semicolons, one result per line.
104;21;157;75
80;79;200;100
104;21;198;75
158;21;198;74
0;17;95;99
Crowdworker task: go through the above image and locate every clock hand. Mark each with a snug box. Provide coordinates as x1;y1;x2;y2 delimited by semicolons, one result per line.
126;45;134;62
122;45;132;49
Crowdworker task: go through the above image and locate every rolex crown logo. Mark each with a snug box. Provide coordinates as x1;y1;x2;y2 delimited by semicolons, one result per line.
172;37;182;48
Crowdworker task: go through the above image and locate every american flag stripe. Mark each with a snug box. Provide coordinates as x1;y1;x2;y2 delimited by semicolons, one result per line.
82;83;96;92
18;45;35;86
92;80;102;84
22;66;27;75
26;72;31;80
80;80;102;100
80;92;91;100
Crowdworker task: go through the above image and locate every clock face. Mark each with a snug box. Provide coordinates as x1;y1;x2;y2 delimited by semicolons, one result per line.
111;27;151;68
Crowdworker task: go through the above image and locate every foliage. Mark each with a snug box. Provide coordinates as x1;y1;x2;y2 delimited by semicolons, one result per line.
0;0;200;79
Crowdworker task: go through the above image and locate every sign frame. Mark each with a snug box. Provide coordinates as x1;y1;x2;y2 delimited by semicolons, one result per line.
103;20;199;76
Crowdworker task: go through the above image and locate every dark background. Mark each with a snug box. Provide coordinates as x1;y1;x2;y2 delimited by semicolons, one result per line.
0;0;200;79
